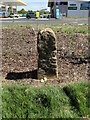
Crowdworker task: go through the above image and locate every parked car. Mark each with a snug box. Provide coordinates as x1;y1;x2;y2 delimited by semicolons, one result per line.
22;14;26;17
40;14;44;18
43;15;47;18
26;12;36;19
0;12;4;18
9;14;19;18
47;14;51;18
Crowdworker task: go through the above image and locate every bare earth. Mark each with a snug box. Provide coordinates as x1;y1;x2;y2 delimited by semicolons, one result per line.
2;25;89;85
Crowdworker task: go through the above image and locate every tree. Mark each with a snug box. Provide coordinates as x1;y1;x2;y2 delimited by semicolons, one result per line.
28;10;34;13
18;8;27;14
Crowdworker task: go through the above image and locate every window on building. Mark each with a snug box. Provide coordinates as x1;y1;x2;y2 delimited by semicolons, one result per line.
68;7;77;10
80;2;90;10
70;4;76;6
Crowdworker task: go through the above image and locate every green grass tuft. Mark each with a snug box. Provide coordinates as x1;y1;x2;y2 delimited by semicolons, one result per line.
63;82;89;117
2;82;89;118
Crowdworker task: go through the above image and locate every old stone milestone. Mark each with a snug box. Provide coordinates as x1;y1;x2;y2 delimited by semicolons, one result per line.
37;28;58;80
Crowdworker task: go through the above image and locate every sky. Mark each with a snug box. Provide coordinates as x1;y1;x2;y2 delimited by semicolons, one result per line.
18;0;50;11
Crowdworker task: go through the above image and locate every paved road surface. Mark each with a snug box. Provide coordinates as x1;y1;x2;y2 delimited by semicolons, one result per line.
0;18;88;26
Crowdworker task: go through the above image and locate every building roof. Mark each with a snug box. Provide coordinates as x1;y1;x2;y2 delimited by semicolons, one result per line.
0;0;27;6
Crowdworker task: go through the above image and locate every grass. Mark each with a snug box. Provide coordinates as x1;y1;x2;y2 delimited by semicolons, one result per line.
51;24;88;35
2;24;88;35
2;82;89;118
63;82;89;117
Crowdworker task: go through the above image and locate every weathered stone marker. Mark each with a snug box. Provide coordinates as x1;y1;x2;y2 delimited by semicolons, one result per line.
37;28;58;80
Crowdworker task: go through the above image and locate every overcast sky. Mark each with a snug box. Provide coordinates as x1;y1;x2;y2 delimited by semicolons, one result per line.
18;0;50;11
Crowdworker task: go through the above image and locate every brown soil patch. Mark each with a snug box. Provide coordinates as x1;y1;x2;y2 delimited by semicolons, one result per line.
2;26;89;85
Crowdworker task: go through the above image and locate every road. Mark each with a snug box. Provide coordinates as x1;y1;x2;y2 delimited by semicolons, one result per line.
0;18;88;26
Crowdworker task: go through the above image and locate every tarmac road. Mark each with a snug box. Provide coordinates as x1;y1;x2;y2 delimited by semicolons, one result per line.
0;17;88;26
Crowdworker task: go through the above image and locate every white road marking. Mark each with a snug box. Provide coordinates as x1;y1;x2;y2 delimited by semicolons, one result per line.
36;18;49;21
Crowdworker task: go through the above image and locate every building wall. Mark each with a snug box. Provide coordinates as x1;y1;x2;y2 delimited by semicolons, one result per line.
68;1;89;17
68;9;89;17
50;1;89;18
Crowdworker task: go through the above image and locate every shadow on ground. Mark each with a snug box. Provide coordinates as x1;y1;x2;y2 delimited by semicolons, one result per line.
5;70;37;80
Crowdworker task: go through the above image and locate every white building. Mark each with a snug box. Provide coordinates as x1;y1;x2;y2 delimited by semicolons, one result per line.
48;0;90;18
